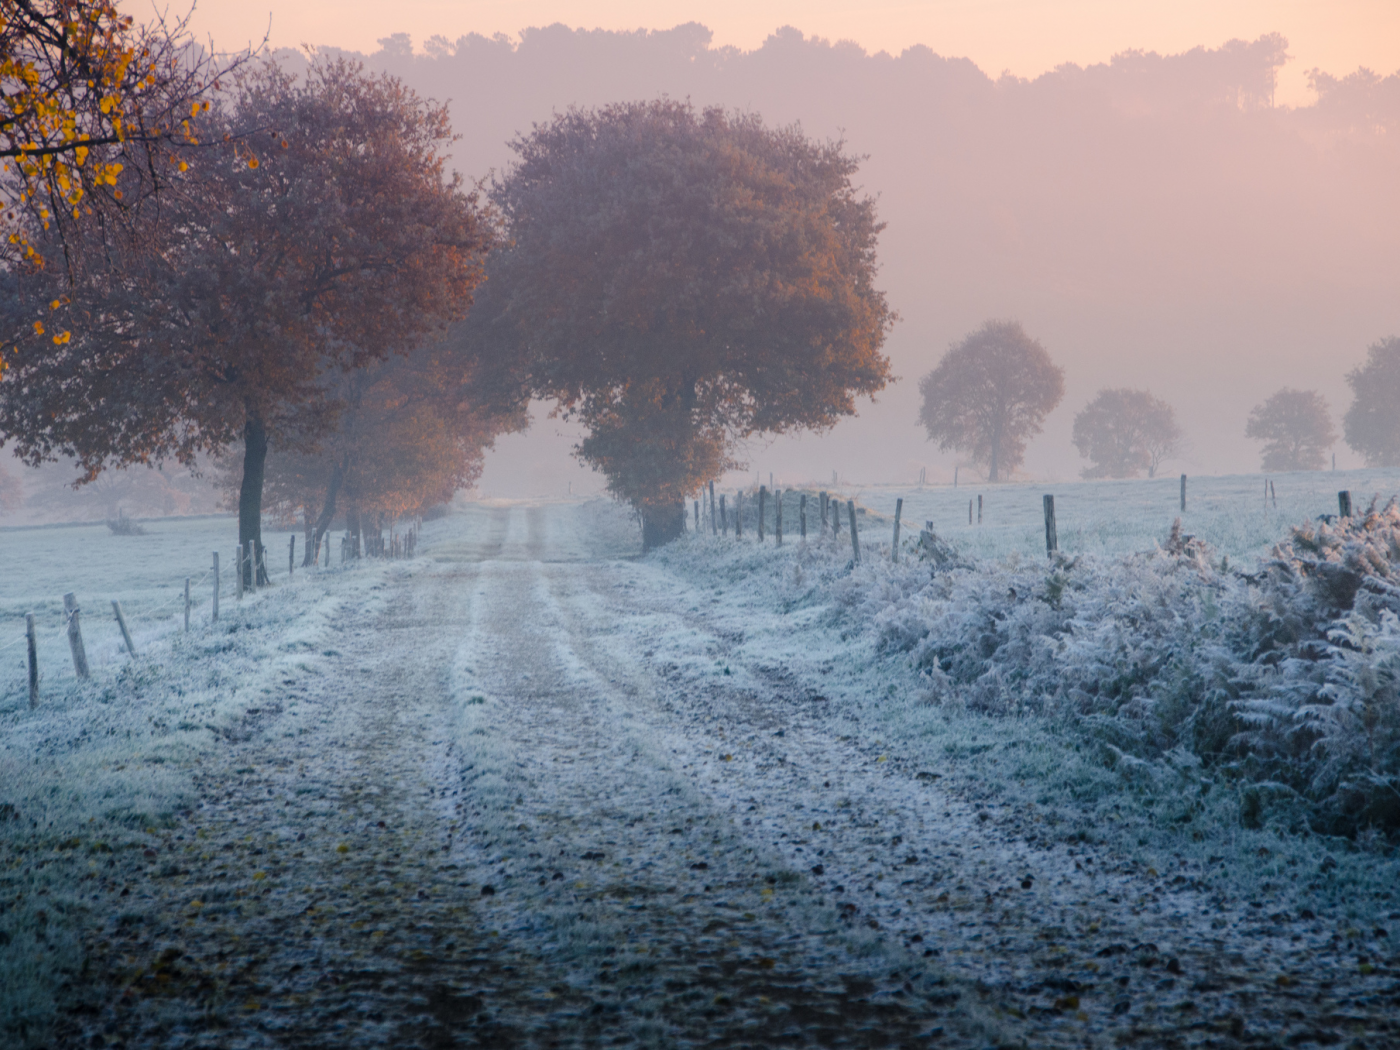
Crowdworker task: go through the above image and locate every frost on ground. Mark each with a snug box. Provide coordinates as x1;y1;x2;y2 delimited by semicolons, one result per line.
2;498;1398;1048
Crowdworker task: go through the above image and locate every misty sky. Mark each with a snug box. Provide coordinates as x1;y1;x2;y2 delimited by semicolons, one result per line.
186;0;1399;108
172;3;1400;497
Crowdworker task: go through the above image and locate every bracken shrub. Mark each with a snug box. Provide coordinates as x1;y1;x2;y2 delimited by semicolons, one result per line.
862;507;1400;836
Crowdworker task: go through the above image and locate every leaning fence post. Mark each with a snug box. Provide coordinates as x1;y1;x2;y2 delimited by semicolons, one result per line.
847;500;860;564
775;490;783;546
800;494;807;540
26;613;38;707
892;497;903;562
1180;473;1187;512
1043;494;1058;556
112;600;137;655
758;486;767;542
1339;490;1352;519
63;592;89;679
183;578;191;632
212;552;220;622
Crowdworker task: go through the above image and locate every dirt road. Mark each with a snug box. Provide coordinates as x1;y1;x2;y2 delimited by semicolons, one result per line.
58;502;1397;1048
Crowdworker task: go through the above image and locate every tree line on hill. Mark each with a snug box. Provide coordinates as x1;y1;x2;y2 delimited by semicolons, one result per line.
918;322;1400;481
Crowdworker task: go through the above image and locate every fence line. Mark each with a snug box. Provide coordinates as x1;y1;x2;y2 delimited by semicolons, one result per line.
688;480;1374;566
9;523;425;706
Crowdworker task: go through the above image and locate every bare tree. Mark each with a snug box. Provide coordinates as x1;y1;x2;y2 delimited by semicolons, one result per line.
918;321;1064;482
1245;388;1336;471
1072;388;1182;479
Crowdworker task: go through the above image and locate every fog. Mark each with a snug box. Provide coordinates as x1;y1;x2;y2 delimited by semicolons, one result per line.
290;25;1398;495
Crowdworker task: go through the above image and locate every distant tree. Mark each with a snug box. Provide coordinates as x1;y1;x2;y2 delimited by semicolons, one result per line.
1071;388;1182;479
238;342;523;562
1343;337;1400;466
0;60;493;583
0;465;21;513
1245;388;1336;470
471;99;894;548
918;321;1064;482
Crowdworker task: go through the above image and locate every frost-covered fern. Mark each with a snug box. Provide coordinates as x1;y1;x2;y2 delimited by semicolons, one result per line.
848;506;1400;835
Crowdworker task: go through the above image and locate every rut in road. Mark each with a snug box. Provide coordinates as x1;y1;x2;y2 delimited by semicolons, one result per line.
61;501;1394;1049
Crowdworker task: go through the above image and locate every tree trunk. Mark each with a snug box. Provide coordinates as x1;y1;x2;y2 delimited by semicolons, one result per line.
238;412;269;586
640;501;686;551
347;503;362;558
305;456;347;566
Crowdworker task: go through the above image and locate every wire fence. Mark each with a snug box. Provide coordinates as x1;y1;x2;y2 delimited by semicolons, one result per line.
3;521;421;707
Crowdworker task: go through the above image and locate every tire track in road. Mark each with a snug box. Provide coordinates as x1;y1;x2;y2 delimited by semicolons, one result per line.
443;557;989;1047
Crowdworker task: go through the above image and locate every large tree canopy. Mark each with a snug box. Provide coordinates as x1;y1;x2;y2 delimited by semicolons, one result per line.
471;99;895;547
1246;387;1336;471
918;320;1064;482
1072;387;1181;479
1343;337;1400;467
0;59;494;578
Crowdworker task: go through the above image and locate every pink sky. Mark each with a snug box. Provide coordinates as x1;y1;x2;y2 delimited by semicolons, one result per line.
180;0;1399;107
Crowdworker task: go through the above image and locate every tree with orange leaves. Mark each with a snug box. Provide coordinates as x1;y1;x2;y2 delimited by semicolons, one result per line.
1;1;251;278
0;59;494;582
471;100;895;548
245;340;523;563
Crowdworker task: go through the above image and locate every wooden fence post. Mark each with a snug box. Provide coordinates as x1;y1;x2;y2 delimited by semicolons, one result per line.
289;534;296;575
832;494;840;536
212;552;219;622
735;492;742;538
112;600;137;655
236;547;244;600
969;498;973;525
694;500;700;532
720;495;727;535
63;592;89;679
183;578;191;633
800;494;807;539
819;491;827;529
710;481;717;534
892;497;903;562
1339;490;1352;519
246;540;256;592
1180;474;1186;512
847;500;860;564
26;613;38;707
977;494;983;525
758;486;767;542
776;491;783;546
1043;495;1058;556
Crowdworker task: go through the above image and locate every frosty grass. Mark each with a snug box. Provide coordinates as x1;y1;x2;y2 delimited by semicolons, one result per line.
2;471;1400;1043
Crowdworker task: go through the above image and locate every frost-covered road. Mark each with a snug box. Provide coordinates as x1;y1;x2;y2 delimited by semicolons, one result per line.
61;502;1398;1048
